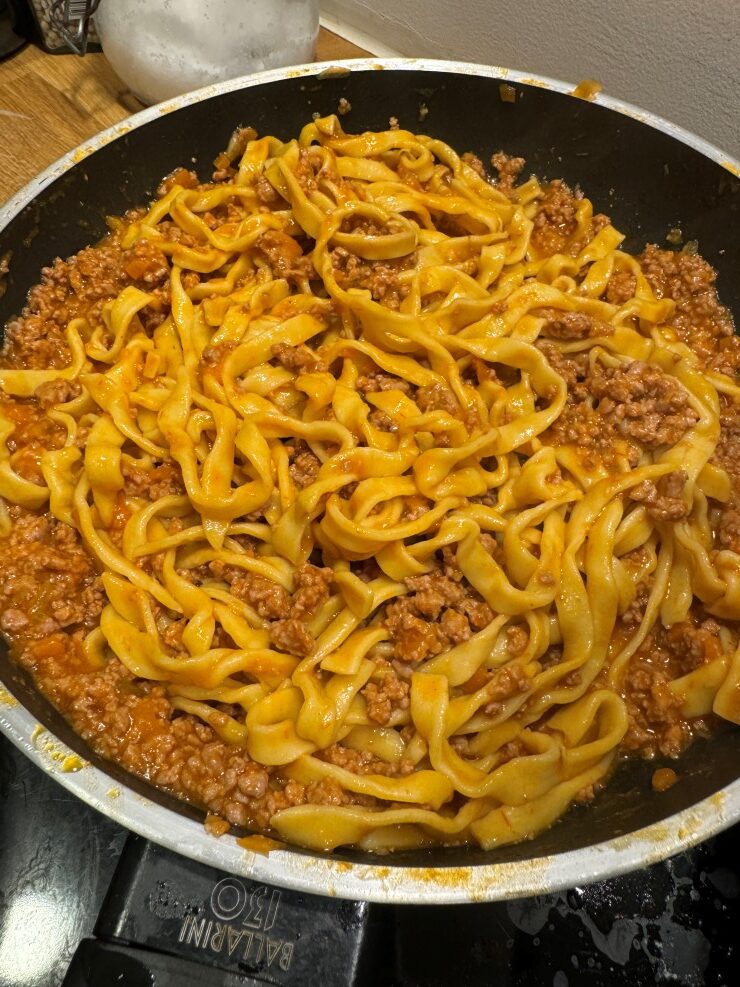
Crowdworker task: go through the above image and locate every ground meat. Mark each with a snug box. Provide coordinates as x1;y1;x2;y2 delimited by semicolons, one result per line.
530;179;611;257
226;572;291;620
285;438;321;489
248;565;332;656
257;230;314;285
490;151;525;191
629;470;689;521
201;342;237;386
294;149;320;192
290;564;333;620
35;651;291;830
665;618;724;672
403;572;465;619
289;453;321;491
272;343;326;374
440;546;463;581
384;567;494;663
161;618;185;650
241;780;308;831
605;269;637;305
330;246;411;310
384;608;445;664
0;510;103;646
0;400;66;481
536;341;591;389
531;179;579;256
245;775;380;832
121;459;184;500
416;383;459;415
456;596;495;630
319;741;412;777
712;398;740;479
368;409;397;432
588;361;698;449
622;661;688;758
621;579;652;627
417;382;479;431
639;244;737;376
717;501;740;553
538;309;613;340
0;608;28;632
356;371;412;395
590;214;611;236
1;228;169;372
255;176;283;206
506;624;529;656
621;615;721;758
440;608;471;643
461;152;487;178
547;400;637;469
51;579;105;629
269;618;314;656
483;664;530;716
361;660;411;725
541;345;697;466
34;379;81;408
710;399;740;555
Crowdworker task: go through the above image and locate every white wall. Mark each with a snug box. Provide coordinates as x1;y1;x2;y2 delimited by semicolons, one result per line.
322;0;740;157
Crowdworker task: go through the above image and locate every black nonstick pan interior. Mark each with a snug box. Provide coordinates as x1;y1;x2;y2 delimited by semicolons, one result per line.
1;66;738;871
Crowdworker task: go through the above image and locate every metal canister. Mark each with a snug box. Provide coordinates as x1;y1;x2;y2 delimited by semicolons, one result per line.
26;0;99;54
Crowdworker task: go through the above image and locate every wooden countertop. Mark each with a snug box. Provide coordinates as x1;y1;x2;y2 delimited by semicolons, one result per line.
0;28;367;204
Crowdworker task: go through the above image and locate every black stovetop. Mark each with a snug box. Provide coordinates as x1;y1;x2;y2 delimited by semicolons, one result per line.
1;732;737;987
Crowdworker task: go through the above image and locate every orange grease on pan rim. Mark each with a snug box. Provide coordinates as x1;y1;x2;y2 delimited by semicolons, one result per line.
27;721;88;771
572;78;603;101
406;866;474;887
0;685;17;706
61;753;85;773
608;793;726;855
238;834;286;855
205;812;231;837
317;65;351;80
400;860;555;901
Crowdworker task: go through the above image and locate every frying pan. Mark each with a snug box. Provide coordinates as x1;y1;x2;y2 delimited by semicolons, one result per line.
0;59;738;905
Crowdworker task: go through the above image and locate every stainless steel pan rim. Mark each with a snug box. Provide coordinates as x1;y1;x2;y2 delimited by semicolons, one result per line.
1;57;739;905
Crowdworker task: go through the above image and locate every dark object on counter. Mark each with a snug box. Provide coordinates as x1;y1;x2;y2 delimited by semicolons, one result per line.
0;733;738;986
0;65;739;904
0;0;31;58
